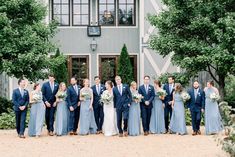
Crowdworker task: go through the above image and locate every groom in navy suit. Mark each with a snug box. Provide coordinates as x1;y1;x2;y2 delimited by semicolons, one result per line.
12;78;29;138
163;76;175;133
67;77;81;135
42;74;59;136
113;76;132;137
187;80;205;135
138;75;155;136
91;76;105;134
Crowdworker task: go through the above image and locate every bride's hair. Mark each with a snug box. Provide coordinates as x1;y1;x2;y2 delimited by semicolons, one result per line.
106;80;113;88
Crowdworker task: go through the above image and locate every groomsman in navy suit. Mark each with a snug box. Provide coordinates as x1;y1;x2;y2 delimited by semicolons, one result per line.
91;76;105;134
42;74;59;136
138;75;155;136
187;80;205;135
12;78;29;138
163;76;175;133
113;76;132;137
67;77;81;135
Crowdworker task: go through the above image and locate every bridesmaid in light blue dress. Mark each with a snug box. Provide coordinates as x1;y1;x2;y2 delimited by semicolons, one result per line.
79;79;97;135
128;81;141;136
204;80;223;135
55;82;68;136
169;83;187;135
28;83;45;137
150;80;166;134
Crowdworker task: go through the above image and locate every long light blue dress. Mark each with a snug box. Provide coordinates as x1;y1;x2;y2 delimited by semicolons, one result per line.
150;89;166;134
55;92;68;136
169;92;187;135
128;90;141;136
205;87;223;135
28;91;45;137
79;88;97;135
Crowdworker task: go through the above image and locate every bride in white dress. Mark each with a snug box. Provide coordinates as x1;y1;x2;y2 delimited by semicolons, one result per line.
102;81;118;136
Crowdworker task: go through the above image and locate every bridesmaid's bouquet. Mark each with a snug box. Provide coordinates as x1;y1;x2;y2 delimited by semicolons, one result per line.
181;92;191;103
32;93;41;103
157;89;167;100
100;91;113;104
132;93;143;103
210;93;220;102
56;91;67;101
81;91;91;100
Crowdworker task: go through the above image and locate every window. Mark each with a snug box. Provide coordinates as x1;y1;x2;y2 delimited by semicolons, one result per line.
118;0;135;26
52;0;70;26
99;0;116;26
72;0;90;26
68;56;89;85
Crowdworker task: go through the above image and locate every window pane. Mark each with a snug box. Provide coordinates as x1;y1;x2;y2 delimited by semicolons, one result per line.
54;0;61;3
61;0;69;3
73;15;81;25
82;0;89;3
119;0;126;3
99;0;106;3
81;15;89;25
73;0;81;3
99;5;106;14
119;4;126;14
82;5;89;14
73;5;81;14
62;5;69;14
127;0;134;3
107;0;115;3
53;5;61;14
61;15;69;25
118;1;135;25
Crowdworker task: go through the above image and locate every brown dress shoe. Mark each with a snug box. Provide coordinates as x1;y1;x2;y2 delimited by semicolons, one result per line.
124;132;128;137
119;134;123;137
73;132;78;135
20;135;26;138
192;131;197;136
49;131;54;136
69;132;74;135
197;130;201;135
144;132;148;136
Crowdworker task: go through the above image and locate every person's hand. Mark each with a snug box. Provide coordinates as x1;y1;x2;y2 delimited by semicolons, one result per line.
78;102;81;106
45;101;51;107
70;106;74;111
171;105;174;109
168;101;172;105
53;102;57;107
89;105;93;111
162;104;165;109
128;104;131;107
145;101;150;106
201;109;204;113
19;106;25;111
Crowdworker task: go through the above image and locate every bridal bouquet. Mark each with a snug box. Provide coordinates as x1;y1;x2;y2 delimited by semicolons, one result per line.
181;92;191;103
132;93;143;103
157;89;167;97
32;92;42;103
210;93;220;102
100;91;113;104
81;91;91;100
56;91;67;101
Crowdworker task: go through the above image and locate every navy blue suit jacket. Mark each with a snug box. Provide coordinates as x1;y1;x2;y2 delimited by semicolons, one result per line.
12;88;29;111
91;84;106;109
66;85;81;109
138;84;155;108
187;88;205;111
163;83;175;105
113;84;132;109
42;81;59;104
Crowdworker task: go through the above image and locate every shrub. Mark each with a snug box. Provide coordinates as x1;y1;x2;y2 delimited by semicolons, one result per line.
0;97;13;114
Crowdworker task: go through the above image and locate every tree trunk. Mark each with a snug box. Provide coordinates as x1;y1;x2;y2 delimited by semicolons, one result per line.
218;75;226;100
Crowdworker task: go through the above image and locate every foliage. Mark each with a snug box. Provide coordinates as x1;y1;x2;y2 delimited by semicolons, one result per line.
101;60;115;84
148;0;235;99
224;75;235;108
218;101;235;156
51;48;68;84
117;44;134;84
0;96;13;114
153;72;190;87
0;0;59;81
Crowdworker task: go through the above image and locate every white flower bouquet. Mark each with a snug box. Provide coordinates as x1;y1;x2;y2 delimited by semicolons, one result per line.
132;93;143;103
81;91;91;100
100;91;113;104
32;93;42;103
181;92;191;102
157;89;167;97
210;92;220;102
56;91;67;100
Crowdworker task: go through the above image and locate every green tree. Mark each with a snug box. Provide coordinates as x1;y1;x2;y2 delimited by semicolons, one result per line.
51;48;68;84
117;44;134;84
148;0;235;99
0;0;59;81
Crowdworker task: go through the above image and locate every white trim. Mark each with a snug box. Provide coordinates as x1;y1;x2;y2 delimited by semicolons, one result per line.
95;0;98;23
90;0;92;25
9;77;13;99
161;53;173;74
144;48;161;76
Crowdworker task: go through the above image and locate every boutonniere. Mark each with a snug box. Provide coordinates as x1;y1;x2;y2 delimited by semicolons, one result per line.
198;93;201;96
24;91;27;93
123;87;126;89
55;84;57;86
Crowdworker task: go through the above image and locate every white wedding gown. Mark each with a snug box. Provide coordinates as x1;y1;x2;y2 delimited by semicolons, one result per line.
102;91;118;136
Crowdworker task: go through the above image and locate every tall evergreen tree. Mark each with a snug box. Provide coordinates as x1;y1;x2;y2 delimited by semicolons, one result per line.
117;44;134;84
